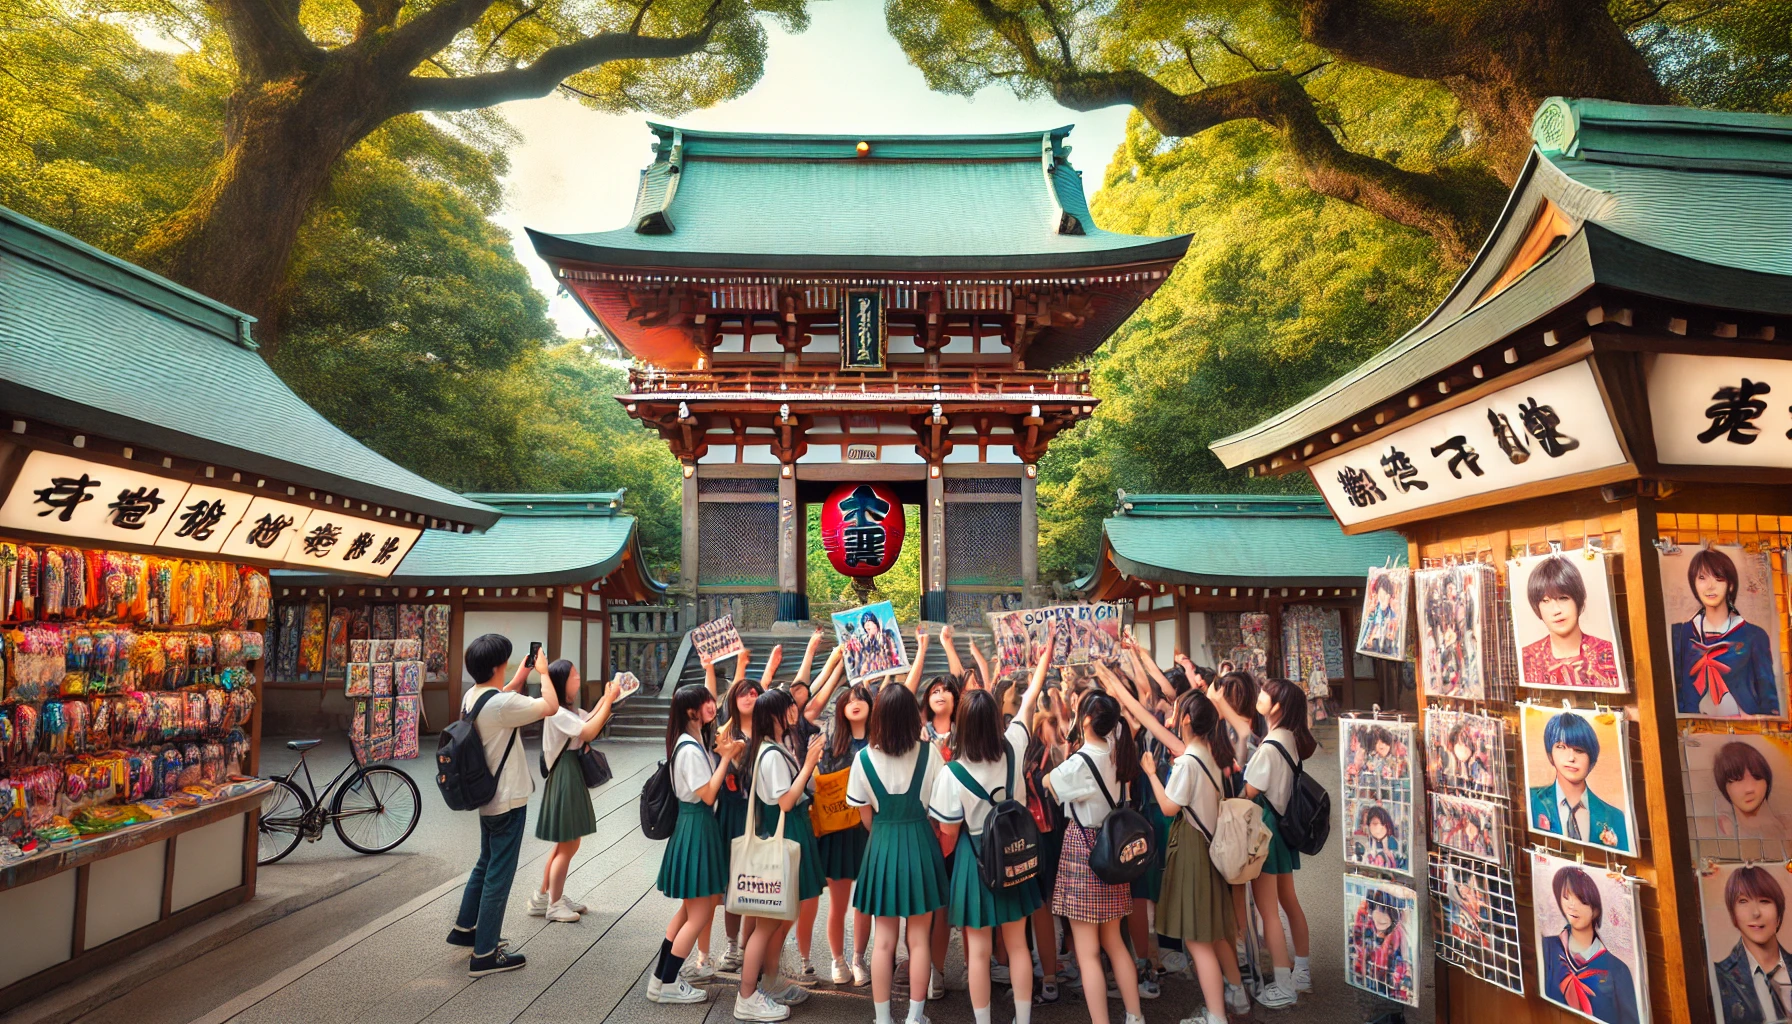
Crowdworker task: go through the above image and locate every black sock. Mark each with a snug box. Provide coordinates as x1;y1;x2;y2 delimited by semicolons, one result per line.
660;951;688;984
655;938;674;980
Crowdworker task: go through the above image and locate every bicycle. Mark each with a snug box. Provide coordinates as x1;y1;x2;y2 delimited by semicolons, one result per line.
257;739;422;865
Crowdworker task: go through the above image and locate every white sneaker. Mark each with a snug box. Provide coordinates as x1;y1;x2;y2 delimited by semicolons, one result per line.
1292;964;1311;993
767;978;810;1005
831;957;850;985
906;1015;932;1024
545;898;580;923
1255;982;1298;1009
733;990;789;1021
682;953;717;982
928;967;946;1000
646;976;662;1002
1124;1013;1146;1024
1224;982;1251;1015
1160;950;1189;977
526;890;549;916
562;896;589;914
794;958;820;987
851;959;870;987
654;978;709;1004
720;941;744;974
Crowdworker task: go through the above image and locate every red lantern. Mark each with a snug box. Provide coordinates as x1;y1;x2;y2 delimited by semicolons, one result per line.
819;483;905;578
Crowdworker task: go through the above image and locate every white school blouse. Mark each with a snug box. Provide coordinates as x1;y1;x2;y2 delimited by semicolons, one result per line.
1048;737;1122;828
672;735;715;803
928;721;1030;836
754;743;800;805
846;743;942;811
1244;727;1300;815
1164;747;1223;835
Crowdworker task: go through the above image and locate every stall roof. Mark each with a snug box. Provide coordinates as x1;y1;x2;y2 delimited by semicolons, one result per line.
1090;494;1407;589
1212;97;1792;470
277;492;666;598
526;123;1190;273
0;205;498;529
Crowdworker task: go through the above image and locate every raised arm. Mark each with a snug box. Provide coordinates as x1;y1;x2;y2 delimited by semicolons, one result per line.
805;647;848;724
732;646;749;691
703;651;719;699
1125;631;1178;703
1014;625;1054;725
1140;749;1184;818
1094;661;1183;756
758;644;784;688
782;736;824;812
940;623;966;678
969;640;992;692
506;650;559;719
904;626;930;693
577;676;620;743
793;628;825;685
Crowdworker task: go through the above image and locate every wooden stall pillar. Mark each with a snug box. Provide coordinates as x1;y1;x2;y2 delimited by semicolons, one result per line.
680;470;699;624
1020;470;1039;603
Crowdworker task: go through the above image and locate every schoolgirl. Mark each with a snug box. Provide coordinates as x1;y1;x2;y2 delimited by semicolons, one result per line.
938;622;993;694
530;661;619;923
707;659;764;975
1109;652;1174;997
803;650;875;986
847;684;948;1024
735;688;825;1023
1047;690;1146;1024
1241;677;1317;1008
928;647;1048;1024
1022;699;1066;1004
915;666;961;1001
647;683;739;1005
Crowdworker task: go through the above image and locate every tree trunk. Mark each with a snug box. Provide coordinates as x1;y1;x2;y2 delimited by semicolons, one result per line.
134;66;389;350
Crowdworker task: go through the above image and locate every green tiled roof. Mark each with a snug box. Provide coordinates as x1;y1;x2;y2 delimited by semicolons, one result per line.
279;493;665;589
1100;494;1406;586
0;205;498;528
1213;97;1792;469
527;124;1190;272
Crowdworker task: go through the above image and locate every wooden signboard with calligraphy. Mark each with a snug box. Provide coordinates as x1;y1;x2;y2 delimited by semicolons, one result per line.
839;288;886;371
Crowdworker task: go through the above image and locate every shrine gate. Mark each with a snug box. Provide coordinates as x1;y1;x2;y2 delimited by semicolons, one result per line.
530;124;1188;626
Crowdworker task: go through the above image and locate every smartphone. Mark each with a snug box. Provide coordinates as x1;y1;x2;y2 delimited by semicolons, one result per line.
526;641;542;667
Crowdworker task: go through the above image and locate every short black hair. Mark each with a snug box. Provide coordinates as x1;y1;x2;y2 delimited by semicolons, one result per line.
465;633;512;685
1527;554;1587;615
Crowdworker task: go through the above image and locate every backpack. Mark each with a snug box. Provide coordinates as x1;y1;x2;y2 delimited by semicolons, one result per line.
1184;755;1271;884
1074;751;1156;885
435;689;518;812
640;737;695;840
1265;739;1331;856
947;748;1041;891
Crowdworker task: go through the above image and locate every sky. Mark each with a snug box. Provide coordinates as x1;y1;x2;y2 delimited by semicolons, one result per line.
487;2;1132;338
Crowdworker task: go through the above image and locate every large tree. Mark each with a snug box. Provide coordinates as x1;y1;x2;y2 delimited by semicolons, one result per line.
113;0;805;346
886;0;1791;262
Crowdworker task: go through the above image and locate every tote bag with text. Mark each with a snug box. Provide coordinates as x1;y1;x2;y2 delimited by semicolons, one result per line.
726;754;802;921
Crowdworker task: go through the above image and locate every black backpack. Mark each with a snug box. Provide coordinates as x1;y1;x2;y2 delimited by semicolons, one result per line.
947;748;1041;891
1265;739;1331;856
1075;751;1156;885
640;737;693;840
436;690;518;812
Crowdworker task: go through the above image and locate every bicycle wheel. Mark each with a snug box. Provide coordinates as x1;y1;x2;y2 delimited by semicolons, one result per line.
332;765;422;854
258;778;310;865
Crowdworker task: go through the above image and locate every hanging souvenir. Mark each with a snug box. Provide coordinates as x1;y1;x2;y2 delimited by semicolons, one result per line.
325;607;351;677
350;639;372;663
299;601;326;673
398;604;424;644
393;697;421;760
423;604;449;679
239;569;270;621
395;661;423;696
349;605;370;642
393;638;421;661
372;662;394;697
370;605;396;641
345;663;372;698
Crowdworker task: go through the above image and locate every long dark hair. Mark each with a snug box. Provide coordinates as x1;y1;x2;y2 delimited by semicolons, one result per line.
1078;692;1138;787
920;674;959;723
1174;689;1236;774
829;683;874;760
666;683;716;759
1214;671;1266;738
954;690;1005;764
720;676;763;747
546;659;576;705
1260;677;1317;759
746;687;795;783
868;683;921;757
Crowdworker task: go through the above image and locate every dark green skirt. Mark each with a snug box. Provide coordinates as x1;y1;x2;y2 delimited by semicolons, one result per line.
948;830;1041;929
658;800;728;899
1129;798;1172;901
534;750;596;843
756;799;825;902
1256;795;1300;874
817;822;869;881
717;783;749;872
852;817;947;919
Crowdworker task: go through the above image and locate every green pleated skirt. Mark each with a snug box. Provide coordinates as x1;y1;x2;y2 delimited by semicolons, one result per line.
717;783;749;872
1129;798;1172;901
948;829;1041;929
853;816;947;919
756;799;825;902
1256;795;1300;874
658;800;728;899
534;751;596;843
1157;817;1235;943
817;822;869;881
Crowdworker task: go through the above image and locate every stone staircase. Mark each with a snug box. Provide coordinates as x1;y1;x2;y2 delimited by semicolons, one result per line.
603;630;991;741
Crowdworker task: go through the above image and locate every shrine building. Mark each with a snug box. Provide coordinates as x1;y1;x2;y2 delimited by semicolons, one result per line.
529;124;1189;627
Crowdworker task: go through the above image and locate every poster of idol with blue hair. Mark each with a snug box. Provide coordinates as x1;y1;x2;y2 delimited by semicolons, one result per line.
1520;703;1638;856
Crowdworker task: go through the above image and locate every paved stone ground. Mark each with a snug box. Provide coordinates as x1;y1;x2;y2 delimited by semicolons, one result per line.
18;725;1433;1024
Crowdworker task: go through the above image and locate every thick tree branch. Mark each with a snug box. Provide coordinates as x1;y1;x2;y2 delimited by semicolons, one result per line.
207;0;327;82
353;0;403;40
375;0;498;76
401;22;717;111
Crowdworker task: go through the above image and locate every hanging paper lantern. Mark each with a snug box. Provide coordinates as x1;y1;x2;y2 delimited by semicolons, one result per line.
819;483;905;578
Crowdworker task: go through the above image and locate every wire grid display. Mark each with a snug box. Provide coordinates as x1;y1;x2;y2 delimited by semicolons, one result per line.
1429;850;1526;994
1658;514;1792;868
944;500;1022;586
697;500;779;587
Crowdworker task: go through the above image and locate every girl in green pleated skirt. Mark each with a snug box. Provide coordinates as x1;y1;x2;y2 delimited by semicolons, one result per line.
804;652;875;986
848;684;946;1024
926;649;1049;1024
646;684;738;1006
711;668;763;975
734;688;826;1023
532;661;619;924
1241;678;1318;1010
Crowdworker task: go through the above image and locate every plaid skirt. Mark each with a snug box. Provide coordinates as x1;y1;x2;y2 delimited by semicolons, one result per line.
1051;820;1131;923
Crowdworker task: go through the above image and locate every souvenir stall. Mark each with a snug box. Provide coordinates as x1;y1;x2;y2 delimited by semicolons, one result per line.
1211;98;1792;1024
272;492;665;731
1079;493;1407;708
0;205;496;1008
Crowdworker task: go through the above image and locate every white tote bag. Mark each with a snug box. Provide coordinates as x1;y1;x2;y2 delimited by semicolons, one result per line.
725;752;802;921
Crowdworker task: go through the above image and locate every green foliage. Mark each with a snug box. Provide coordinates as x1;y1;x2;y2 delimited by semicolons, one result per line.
1622;1;1792;112
806;504;922;625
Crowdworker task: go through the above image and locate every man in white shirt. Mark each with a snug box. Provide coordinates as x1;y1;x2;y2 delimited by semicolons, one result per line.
447;634;557;976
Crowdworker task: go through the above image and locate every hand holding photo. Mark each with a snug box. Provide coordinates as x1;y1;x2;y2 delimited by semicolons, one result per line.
614;671;641;703
1531;851;1646;1024
1510;551;1626;692
1520;703;1637;856
831;601;908;684
690;615;746;665
1661;544;1784;718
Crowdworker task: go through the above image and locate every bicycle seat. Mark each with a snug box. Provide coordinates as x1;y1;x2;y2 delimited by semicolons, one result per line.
286;739;323;751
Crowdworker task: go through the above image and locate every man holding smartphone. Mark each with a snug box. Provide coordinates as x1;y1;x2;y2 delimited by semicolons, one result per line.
448;634;558;976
